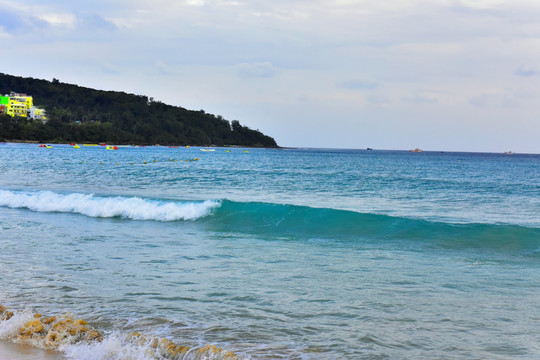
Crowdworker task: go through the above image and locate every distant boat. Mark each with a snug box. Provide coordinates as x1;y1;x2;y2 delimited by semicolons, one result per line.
409;148;423;153
366;148;373;151
504;151;514;155
200;149;215;152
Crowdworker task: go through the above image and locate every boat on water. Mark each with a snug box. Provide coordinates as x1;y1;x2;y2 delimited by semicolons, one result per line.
410;148;423;153
200;149;216;152
504;151;514;155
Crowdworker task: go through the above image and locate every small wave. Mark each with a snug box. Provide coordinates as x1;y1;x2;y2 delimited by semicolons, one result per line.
0;305;242;360
0;190;220;221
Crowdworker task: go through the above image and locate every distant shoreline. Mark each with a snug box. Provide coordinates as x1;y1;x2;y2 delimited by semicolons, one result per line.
0;140;281;148
2;141;538;155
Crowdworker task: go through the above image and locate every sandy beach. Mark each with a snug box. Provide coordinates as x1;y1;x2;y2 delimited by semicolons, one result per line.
0;341;63;360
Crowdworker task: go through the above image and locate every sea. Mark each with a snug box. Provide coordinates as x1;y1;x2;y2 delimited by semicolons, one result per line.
0;143;539;360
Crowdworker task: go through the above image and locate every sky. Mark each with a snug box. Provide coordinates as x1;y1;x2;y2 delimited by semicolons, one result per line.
1;0;539;153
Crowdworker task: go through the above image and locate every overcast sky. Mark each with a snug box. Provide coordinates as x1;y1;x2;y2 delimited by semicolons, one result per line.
1;0;539;152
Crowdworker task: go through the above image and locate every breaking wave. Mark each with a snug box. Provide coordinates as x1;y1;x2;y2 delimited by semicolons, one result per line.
1;189;539;254
0;190;220;221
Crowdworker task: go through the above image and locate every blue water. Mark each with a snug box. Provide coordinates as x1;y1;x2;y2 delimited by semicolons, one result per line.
0;143;539;359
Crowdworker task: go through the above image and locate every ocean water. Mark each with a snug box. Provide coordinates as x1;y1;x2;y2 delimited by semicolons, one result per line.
0;143;539;359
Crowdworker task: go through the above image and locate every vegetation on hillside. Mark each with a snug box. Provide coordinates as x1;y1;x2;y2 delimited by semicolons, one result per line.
0;73;278;147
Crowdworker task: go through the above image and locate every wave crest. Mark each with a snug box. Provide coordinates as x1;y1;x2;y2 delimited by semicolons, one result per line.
0;190;220;221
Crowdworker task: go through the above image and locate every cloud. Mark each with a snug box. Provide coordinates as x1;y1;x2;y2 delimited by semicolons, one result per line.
515;65;537;77
366;92;391;106
76;12;117;31
0;2;116;41
337;80;378;90
237;62;277;78
401;94;438;104
155;60;173;76
38;13;76;28
468;89;519;108
186;0;206;5
0;8;48;33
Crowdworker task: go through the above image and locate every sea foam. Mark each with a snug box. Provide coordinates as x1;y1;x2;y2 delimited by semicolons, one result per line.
0;305;242;360
0;190;220;221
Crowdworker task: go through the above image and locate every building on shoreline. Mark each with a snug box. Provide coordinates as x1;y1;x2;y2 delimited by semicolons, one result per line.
0;92;47;122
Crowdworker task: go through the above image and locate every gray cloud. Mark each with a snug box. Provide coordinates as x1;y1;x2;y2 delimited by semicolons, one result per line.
75;12;117;32
0;9;48;33
515;65;537;77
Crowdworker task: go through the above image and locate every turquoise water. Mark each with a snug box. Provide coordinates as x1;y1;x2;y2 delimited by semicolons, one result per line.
0;143;539;359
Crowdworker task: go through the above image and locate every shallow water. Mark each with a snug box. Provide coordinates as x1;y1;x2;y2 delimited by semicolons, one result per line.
0;144;539;359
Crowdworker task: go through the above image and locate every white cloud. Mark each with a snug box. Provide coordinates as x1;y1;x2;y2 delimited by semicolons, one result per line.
186;0;206;5
38;13;76;27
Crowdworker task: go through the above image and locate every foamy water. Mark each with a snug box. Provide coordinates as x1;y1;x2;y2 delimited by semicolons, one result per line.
0;190;220;221
0;306;242;360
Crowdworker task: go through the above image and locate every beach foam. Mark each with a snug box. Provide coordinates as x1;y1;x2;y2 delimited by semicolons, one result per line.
0;190;220;221
0;306;242;360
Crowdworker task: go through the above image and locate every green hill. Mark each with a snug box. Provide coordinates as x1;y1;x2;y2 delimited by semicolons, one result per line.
0;73;278;147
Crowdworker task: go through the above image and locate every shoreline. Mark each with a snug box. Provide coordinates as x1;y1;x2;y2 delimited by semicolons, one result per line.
0;340;64;360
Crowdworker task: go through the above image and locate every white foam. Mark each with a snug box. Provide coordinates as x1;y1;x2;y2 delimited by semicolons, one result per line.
0;190;220;221
0;310;35;340
64;333;155;360
64;332;243;360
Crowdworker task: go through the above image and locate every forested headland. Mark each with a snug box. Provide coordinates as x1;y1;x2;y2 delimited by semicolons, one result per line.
0;73;278;147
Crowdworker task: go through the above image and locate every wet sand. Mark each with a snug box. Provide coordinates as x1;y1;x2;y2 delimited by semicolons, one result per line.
0;340;64;360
